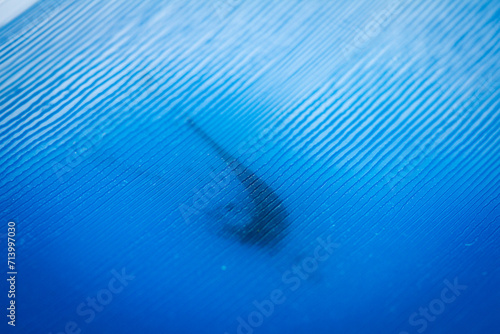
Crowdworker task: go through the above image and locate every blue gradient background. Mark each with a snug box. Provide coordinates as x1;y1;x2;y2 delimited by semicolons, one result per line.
0;0;499;333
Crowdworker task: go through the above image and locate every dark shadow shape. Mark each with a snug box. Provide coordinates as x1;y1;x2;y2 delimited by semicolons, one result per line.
186;118;289;249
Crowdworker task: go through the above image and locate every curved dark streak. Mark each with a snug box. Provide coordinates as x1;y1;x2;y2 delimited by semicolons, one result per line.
186;118;289;248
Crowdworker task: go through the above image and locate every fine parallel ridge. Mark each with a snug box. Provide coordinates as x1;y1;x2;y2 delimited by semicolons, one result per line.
0;1;499;332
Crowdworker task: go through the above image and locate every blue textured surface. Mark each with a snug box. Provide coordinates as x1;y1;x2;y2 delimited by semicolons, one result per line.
0;0;499;333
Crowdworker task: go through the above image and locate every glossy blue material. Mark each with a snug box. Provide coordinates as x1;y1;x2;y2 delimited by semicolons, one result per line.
0;0;499;333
